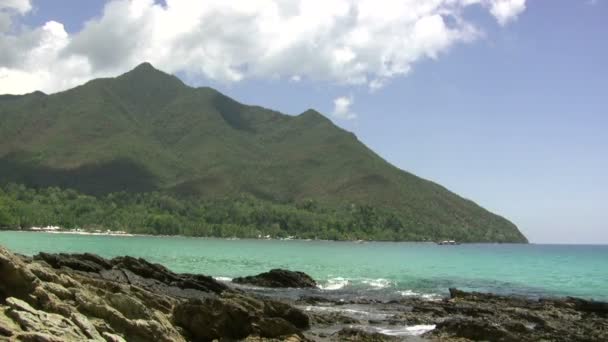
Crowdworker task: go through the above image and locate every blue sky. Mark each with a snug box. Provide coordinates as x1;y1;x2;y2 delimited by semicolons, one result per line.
1;0;606;243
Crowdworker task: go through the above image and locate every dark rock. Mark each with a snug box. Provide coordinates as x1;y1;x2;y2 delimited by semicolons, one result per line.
430;317;519;342
233;269;317;288
36;252;109;273
568;297;608;315
334;328;398;341
255;317;300;338
264;299;310;330
173;297;254;341
35;252;229;296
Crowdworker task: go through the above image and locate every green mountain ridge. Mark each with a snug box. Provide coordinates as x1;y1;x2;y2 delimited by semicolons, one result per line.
0;63;527;243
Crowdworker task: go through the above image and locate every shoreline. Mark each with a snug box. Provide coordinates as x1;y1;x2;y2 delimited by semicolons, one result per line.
1;228;529;244
0;246;606;341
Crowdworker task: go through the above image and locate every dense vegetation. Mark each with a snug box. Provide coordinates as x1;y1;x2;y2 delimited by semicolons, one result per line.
0;184;526;242
0;63;527;242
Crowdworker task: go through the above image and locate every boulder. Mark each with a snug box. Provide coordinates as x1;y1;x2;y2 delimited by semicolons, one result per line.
173;297;254;341
255;317;301;338
233;269;317;288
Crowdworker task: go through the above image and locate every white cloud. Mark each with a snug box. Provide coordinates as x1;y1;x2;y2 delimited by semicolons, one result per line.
0;0;31;32
0;0;31;14
333;95;356;120
0;0;527;94
488;0;526;26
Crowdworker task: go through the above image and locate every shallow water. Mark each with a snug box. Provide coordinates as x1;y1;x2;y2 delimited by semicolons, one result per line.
1;231;607;301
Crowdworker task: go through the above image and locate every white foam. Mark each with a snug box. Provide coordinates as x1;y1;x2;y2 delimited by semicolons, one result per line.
377;324;436;336
304;306;369;315
213;276;233;282
398;290;440;300
361;278;393;289
319;277;349;290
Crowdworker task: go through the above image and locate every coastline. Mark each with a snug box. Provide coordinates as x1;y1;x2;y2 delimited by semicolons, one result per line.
2;228;528;244
1;245;606;341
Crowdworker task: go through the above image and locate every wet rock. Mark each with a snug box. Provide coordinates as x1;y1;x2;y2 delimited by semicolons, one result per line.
233;269;317;288
333;328;398;341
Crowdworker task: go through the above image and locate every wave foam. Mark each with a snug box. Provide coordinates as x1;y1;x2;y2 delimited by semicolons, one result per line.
361;278;393;289
398;290;440;300
319;277;349;290
377;324;436;336
213;276;233;282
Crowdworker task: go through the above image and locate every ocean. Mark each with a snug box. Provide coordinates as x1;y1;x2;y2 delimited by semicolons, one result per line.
1;231;606;301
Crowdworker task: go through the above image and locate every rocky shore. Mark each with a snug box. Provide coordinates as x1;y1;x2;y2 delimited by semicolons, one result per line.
1;246;606;341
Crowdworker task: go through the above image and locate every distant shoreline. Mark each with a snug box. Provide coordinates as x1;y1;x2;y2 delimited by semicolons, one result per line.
1;228;528;244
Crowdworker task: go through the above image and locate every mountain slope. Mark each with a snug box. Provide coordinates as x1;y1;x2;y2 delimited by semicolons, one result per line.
0;63;527;242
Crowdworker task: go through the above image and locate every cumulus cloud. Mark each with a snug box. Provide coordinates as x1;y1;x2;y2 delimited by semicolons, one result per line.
333;95;356;120
0;0;32;32
0;0;527;94
488;0;526;26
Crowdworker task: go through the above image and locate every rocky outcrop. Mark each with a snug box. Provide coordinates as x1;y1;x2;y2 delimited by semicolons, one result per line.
0;246;311;341
2;245;607;342
233;269;317;288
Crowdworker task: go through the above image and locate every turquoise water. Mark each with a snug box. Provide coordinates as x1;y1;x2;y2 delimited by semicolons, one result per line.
1;231;607;301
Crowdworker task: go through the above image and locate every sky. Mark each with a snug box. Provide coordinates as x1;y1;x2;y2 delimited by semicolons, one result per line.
0;0;606;243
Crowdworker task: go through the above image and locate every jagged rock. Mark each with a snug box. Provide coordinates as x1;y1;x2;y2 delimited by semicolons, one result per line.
102;331;127;342
233;269;317;288
3;245;607;342
5;297;92;341
0;247;39;299
0;307;20;337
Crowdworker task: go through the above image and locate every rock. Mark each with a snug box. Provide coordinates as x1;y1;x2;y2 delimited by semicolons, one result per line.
5;297;92;341
333;328;398;341
233;269;317;288
1;246;315;342
0;247;39;300
0;308;20;337
3;245;605;342
13;332;66;342
71;312;104;340
255;317;300;338
263;299;310;330
429;317;519;342
568;297;608;315
173;297;254;341
36;252;109;273
102;331;127;342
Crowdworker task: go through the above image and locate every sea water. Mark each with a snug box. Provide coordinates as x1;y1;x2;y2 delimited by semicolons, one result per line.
1;231;606;301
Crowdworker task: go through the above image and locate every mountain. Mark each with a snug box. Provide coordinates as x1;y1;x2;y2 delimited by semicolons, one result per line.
0;63;527;242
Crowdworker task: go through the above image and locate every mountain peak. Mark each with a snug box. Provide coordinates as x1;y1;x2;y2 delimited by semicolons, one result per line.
115;62;186;90
297;109;334;126
132;62;156;72
123;62;173;78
